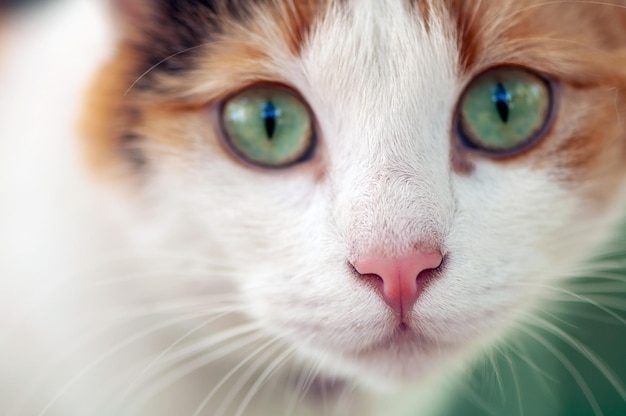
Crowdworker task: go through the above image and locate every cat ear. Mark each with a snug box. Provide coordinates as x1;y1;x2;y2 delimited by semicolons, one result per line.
110;0;156;35
109;0;222;42
107;0;225;78
111;0;143;20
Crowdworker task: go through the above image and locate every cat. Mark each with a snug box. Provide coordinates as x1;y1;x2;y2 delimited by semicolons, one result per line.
1;0;626;415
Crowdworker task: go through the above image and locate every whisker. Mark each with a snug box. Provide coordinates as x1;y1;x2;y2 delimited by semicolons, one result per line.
284;358;322;416
192;336;284;416
495;35;613;56
545;307;624;325
487;349;506;404
512;282;626;325
336;380;358;416
212;338;290;416
124;43;216;95
518;0;626;14
121;324;265;413
506;339;558;384
523;315;626;402
113;304;247;406
552;294;626;313
565;281;626;293
0;267;240;338
490;342;525;416
455;378;500;416
232;345;297;416
569;270;626;281
7;302;239;416
33;305;240;416
516;324;603;416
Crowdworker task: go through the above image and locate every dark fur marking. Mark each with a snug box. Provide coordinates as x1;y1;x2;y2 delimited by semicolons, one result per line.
117;106;146;169
126;0;264;90
120;132;148;169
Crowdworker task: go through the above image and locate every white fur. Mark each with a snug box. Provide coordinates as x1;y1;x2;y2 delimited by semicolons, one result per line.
1;1;625;415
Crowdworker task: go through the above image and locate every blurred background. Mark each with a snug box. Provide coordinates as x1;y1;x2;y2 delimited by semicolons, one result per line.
1;0;47;15
442;241;626;416
2;1;625;415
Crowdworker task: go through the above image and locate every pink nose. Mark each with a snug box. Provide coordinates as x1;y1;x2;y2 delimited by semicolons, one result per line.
353;251;443;316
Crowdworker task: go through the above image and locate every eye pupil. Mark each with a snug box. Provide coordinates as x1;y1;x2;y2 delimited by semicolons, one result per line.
262;101;278;139
493;83;511;123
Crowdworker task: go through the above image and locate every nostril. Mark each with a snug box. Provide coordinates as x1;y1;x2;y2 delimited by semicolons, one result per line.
357;271;385;291
351;250;444;317
416;259;443;282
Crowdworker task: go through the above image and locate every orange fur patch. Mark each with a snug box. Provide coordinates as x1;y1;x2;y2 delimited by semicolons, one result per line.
80;45;141;176
447;0;626;186
81;1;326;179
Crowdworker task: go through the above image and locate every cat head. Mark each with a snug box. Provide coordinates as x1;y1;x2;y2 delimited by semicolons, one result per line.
83;0;626;386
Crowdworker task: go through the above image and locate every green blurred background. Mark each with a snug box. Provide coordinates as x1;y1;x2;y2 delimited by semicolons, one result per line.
439;235;626;416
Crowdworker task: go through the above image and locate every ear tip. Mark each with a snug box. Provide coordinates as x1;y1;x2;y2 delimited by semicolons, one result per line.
112;0;151;23
111;0;160;38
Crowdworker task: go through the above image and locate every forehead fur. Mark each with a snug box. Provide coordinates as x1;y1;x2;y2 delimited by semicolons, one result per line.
446;0;626;81
113;0;626;92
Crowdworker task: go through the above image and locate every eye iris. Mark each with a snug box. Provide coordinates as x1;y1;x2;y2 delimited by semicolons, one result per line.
459;68;551;153
222;87;313;167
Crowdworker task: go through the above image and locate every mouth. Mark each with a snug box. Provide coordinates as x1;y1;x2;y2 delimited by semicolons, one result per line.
355;322;432;356
340;321;456;383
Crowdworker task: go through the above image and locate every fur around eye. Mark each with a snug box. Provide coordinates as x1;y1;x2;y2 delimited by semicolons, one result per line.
220;86;315;168
457;67;553;155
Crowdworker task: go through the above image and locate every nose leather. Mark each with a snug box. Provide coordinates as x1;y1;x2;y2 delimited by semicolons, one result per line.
353;251;443;316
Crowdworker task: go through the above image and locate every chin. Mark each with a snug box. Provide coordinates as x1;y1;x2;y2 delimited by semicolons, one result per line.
291;311;472;388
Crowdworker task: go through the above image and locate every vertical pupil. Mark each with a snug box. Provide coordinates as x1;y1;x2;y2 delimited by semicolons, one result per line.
493;83;511;123
262;101;277;139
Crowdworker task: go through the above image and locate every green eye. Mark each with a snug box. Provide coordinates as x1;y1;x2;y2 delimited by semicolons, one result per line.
458;67;552;154
221;86;314;168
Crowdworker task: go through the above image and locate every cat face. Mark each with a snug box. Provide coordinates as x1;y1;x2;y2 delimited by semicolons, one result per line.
84;0;626;386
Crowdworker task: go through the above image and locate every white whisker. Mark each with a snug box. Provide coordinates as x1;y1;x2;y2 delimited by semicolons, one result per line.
114;304;246;405
34;305;240;416
122;324;265;413
523;315;626;402
193;336;284;416
232;345;297;416
516;324;603;416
